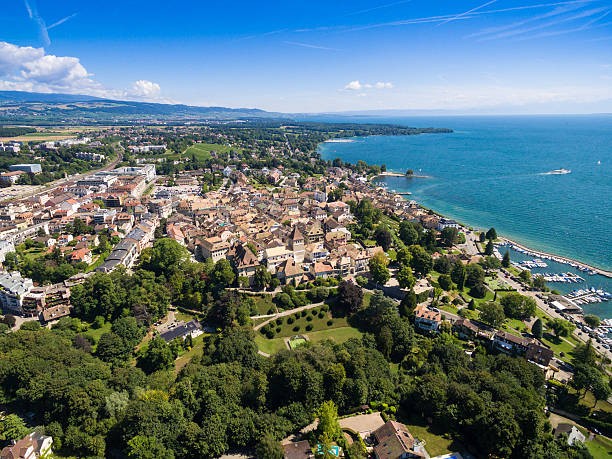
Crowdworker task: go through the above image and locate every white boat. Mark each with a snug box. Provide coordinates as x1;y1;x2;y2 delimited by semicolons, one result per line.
546;168;571;175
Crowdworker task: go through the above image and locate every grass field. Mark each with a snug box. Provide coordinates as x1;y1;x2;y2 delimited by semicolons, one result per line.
255;326;362;354
288;337;307;350
168;142;237;161
261;308;349;339
398;412;459;457
251;295;277;316
254;335;288;354
85;321;112;350
174;334;206;373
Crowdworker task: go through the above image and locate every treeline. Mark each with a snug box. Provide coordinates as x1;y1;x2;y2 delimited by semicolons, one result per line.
0;126;36;137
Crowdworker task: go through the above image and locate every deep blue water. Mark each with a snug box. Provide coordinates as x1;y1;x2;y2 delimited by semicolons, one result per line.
318;115;612;317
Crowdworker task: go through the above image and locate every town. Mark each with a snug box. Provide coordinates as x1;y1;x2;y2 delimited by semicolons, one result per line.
0;122;608;459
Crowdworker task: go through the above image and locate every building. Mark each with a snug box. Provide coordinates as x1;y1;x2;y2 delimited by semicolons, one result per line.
0;271;33;315
437;218;460;231
526;342;554;367
493;330;532;355
0;171;25;184
22;283;71;319
9;163;42;174
372;420;426;459
75;151;106;162
0;240;15;264
414;305;442;332
554;423;586;446
0;432;53;459
159;320;203;342
199;236;230;263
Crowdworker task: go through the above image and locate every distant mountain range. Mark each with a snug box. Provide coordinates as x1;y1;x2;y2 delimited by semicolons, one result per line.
0;91;283;123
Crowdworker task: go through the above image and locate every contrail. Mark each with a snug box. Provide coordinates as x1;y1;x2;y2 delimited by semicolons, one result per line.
348;0;413;16
23;0;50;46
284;41;340;51
47;13;78;30
436;0;499;26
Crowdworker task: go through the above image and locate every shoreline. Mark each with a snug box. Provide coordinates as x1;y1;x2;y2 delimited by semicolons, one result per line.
497;237;612;279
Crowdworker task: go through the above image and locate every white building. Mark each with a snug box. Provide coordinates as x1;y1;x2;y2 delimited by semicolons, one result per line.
0;271;34;315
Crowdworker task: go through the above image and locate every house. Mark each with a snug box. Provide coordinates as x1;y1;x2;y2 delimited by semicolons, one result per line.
283;440;314;459
0;271;33;315
526;342;554;367
313;261;334;279
372;420;426;459
0;432;53;459
452;318;480;340
233;245;259;282
159;320;203;342
0;171;25;184
199;236;230;263
493;330;532;355
554;423;586;446
278;258;305;285
437;218;460;231
414;305;442;332
69;247;93;264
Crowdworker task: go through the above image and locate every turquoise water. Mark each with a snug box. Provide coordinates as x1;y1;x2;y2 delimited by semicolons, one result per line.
317;115;612;317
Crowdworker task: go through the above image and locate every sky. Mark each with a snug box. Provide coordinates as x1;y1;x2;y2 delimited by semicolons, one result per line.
0;0;611;113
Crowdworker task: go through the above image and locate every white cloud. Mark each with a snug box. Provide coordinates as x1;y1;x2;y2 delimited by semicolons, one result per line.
344;80;362;90
344;80;394;91
0;41;165;102
131;80;161;98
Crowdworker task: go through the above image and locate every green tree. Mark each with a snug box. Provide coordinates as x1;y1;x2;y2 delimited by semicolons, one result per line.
519;269;532;284
438;274;452;291
0;414;30;442
396;247;412;267
138;336;175;374
500;293;536;319
533;275;546;290
253;266;271;291
369;252;390;286
451;261;466;290
480;301;505;327
409;245;433;277
127;435;173;459
573;339;598;367
532;318;543;339
397;265;416;290
484;240;494;255
255;432;283;459
548;318;574;338
465;263;485;288
398;221;419;246
316;401;341;442
336;280;364;314
502;250;511;268
213;259;236;287
140;238;189;276
374;227;392;252
486;227;497;240
440;227;458;247
584;314;600;329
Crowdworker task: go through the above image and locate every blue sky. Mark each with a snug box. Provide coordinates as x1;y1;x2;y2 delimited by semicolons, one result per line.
0;0;611;112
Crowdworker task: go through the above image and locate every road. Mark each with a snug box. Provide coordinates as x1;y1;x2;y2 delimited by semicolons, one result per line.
3;147;123;203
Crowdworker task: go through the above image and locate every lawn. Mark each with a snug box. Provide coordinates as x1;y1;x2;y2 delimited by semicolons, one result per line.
260;308;349;339
174;334;206;373
288;337;307;350
398;412;459;457
254;335;288;354
85;321;112;350
250;295;276;316
586;434;612;457
305;327;362;344
540;334;576;360
170;142;237;161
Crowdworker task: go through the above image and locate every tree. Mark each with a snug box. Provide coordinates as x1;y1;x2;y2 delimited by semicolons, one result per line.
97;234;110;254
316;401;341;442
369;252;390;286
396;247;412;267
213;259;236;287
533;275;546;290
0;414;30;442
484;240;494;255
519;269;532;284
397;265;416;290
532;318;543;339
336;280;363;314
480;302;505;327
479;232;486;242
140;238;189;276
451;261;466;290
96;332;130;363
502;250;511;268
573;339;597;367
440;227;458;247
500;293;536;319
486;227;497;240
399;289;418;317
255;432;283;459
127;435;173;459
584;314;600;329
253;266;271;291
438;274;452;291
480;256;501;273
409;245;433;277
375;227;392;252
433;256;451;274
138;336;175;374
468;298;476;310
591;376;611;408
548;318;574;339
399;221;419;246
465;264;485;288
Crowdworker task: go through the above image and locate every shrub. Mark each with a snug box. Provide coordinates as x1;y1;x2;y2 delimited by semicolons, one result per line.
306;324;313;331
276;327;281;333
327;320;333;326
266;329;275;338
318;312;325;319
287;317;294;324
301;310;307;317
294;313;300;320
306;316;313;322
293;326;300;332
310;309;318;315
